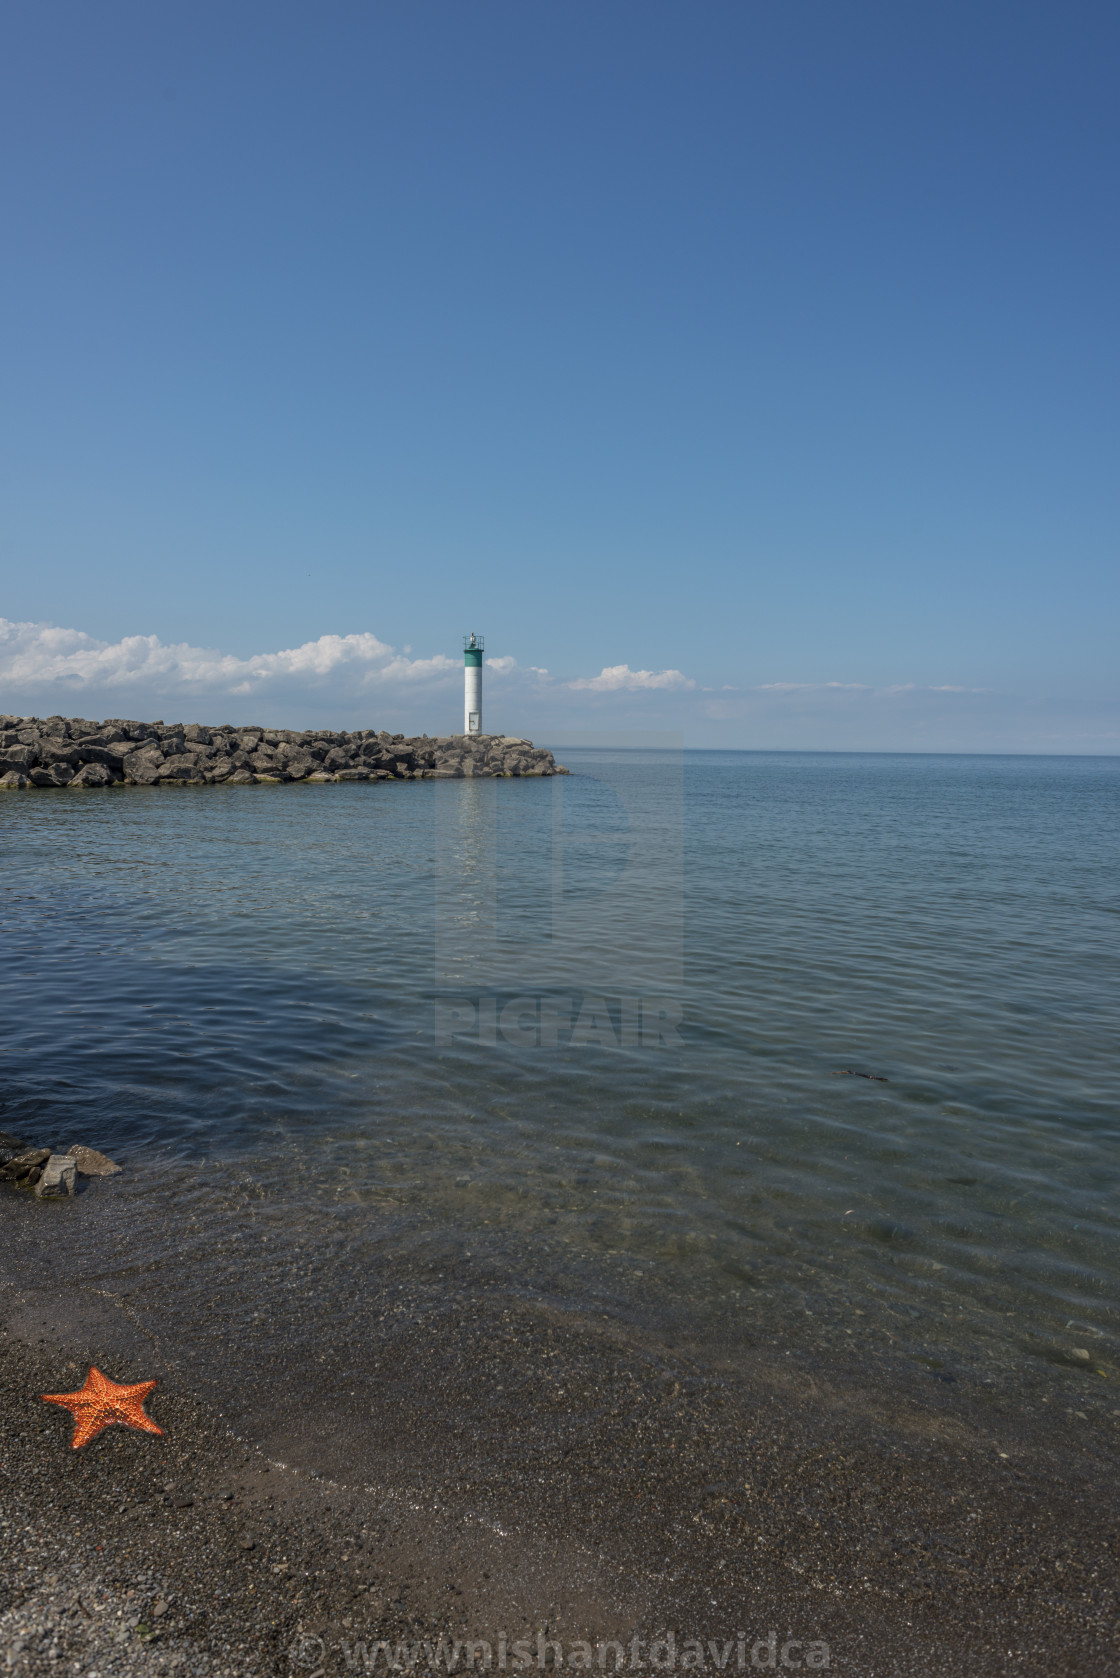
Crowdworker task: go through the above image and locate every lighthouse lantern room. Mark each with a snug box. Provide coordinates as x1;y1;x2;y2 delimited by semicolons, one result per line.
463;633;484;735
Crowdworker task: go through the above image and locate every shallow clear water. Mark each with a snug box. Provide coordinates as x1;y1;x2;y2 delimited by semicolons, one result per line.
2;750;1118;1465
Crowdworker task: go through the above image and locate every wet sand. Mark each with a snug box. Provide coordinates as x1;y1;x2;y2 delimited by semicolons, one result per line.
2;1256;1117;1678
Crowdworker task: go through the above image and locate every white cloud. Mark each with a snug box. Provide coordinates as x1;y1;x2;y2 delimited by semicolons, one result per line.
3;616;1036;747
0;617;691;726
486;655;549;678
567;664;696;692
0;617;457;702
756;681;871;692
750;680;993;699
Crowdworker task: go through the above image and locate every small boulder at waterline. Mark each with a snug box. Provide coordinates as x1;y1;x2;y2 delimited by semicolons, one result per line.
35;1155;78;1197
0;1148;51;1183
64;1144;123;1177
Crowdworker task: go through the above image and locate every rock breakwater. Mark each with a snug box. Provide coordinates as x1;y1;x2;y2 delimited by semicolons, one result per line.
0;715;568;787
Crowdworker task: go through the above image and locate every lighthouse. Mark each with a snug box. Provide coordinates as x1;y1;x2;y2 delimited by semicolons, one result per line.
463;632;483;735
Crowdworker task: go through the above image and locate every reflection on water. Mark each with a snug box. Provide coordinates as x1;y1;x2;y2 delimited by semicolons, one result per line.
1;750;1118;1466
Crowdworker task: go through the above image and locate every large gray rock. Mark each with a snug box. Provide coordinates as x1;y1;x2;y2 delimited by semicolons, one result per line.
30;762;75;786
35;741;80;766
62;1144;122;1176
0;1148;51;1182
124;752;164;785
0;771;29;788
73;741;139;769
35;1155;78;1198
69;762;114;787
72;728;126;748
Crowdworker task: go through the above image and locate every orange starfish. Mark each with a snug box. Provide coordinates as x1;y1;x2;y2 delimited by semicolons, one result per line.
42;1366;163;1449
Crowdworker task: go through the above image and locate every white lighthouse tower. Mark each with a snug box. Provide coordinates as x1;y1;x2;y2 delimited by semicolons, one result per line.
463;632;483;735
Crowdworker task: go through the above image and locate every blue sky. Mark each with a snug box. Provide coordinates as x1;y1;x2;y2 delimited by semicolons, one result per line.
1;1;1117;748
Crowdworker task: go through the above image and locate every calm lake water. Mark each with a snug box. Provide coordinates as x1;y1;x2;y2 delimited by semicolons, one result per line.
2;750;1118;1474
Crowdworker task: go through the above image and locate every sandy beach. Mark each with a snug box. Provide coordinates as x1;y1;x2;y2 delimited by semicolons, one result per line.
3;1251;1117;1678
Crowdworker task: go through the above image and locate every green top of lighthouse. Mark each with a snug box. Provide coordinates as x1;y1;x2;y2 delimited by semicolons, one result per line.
463;632;484;666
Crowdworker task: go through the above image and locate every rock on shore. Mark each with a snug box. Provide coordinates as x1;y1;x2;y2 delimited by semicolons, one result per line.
0;1132;120;1195
0;716;569;787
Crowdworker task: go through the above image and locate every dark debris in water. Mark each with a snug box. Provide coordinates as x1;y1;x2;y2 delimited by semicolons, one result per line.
867;1219;915;1243
832;1068;890;1082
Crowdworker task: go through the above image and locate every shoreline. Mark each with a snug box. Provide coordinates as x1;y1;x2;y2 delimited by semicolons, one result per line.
0;716;568;789
3;1214;1118;1678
